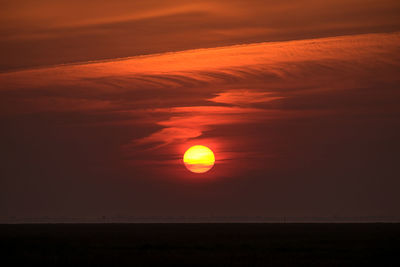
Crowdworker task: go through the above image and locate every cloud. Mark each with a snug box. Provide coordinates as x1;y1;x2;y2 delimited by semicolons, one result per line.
209;90;283;105
1;31;400;218
0;32;399;166
134;127;202;148
1;0;399;71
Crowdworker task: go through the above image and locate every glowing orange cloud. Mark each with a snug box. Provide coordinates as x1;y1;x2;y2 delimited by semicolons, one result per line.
0;32;399;172
209;90;282;105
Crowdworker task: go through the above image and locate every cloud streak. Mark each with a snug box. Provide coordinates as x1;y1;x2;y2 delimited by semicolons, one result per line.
1;0;399;71
1;32;399;169
1;31;400;219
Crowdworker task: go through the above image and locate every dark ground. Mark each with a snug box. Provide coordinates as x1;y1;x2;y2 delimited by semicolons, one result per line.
0;223;399;266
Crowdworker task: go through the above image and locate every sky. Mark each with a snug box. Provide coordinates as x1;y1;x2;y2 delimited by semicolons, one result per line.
1;0;400;221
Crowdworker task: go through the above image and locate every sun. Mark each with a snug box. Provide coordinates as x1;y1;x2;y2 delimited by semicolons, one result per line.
183;145;215;173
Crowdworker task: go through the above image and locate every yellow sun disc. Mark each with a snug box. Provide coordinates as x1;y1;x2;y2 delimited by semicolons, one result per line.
183;145;215;173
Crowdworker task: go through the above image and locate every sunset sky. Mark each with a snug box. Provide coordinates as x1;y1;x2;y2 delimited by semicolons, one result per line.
1;0;400;221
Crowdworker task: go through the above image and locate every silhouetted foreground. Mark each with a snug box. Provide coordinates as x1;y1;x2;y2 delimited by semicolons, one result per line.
1;223;399;266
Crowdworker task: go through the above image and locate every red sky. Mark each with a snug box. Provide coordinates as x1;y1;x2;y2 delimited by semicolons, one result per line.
1;0;400;221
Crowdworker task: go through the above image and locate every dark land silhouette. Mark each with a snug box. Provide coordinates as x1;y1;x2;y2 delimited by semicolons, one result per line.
1;223;399;266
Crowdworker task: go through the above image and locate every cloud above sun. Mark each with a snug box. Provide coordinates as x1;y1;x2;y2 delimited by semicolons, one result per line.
1;32;399;171
1;0;399;71
1;0;400;220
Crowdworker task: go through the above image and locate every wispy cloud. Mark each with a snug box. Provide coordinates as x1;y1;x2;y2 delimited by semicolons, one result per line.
1;30;400;218
2;0;399;71
209;90;283;106
0;32;399;168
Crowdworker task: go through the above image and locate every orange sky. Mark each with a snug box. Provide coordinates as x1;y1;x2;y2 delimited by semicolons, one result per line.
1;0;399;71
0;1;399;221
